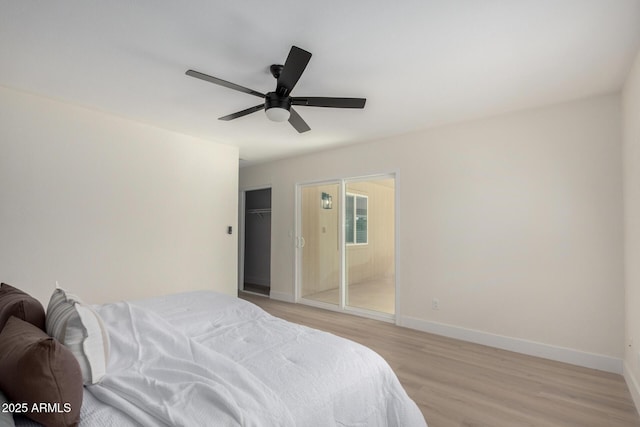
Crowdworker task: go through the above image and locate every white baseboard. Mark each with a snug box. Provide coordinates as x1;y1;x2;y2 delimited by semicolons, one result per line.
263;295;622;374
624;362;640;416
269;291;295;303
397;315;623;374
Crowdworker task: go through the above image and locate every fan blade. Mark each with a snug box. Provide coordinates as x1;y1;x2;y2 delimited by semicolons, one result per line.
291;97;366;109
219;104;265;121
276;46;312;97
186;70;265;99
288;108;311;133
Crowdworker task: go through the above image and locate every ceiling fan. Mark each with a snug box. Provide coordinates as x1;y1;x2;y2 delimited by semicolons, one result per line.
185;46;366;133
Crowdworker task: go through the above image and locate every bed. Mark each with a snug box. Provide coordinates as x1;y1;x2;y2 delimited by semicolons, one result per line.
4;288;426;426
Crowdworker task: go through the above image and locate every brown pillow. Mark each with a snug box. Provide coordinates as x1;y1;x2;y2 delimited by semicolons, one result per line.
0;316;83;427
0;283;45;332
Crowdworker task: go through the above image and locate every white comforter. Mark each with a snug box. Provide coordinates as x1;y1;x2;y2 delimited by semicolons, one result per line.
69;291;425;426
89;301;295;426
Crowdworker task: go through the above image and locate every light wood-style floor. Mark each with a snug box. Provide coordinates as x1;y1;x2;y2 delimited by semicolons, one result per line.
240;292;640;427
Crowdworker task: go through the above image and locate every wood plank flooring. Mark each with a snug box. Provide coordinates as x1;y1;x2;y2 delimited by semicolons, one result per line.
240;292;640;427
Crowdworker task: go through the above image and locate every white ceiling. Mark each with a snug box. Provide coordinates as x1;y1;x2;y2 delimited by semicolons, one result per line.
1;1;639;166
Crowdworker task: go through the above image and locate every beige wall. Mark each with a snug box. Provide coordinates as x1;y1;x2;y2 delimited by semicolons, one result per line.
624;49;640;404
240;93;624;365
0;86;239;305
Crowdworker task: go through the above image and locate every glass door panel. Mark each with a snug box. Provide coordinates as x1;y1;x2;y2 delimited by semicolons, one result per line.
300;183;341;305
345;178;395;314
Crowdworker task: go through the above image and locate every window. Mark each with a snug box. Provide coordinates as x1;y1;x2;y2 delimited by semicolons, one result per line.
345;193;368;245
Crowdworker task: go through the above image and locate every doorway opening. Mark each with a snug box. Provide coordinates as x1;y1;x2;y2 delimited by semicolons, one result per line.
297;175;396;320
242;188;271;296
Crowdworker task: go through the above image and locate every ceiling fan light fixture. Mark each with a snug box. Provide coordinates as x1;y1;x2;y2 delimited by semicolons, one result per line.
265;106;291;122
264;92;291;122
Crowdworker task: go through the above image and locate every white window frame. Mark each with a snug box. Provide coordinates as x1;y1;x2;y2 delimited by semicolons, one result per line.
345;192;368;246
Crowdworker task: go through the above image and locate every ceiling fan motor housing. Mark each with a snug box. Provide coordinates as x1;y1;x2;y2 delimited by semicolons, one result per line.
265;92;290;110
265;92;291;121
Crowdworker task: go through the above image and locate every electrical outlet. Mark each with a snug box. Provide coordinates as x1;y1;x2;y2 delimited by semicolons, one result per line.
432;298;440;310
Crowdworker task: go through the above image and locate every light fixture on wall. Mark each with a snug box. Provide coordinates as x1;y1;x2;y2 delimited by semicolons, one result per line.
321;192;333;209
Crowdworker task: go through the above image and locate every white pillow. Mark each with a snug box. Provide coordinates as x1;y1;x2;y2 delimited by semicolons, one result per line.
46;287;110;385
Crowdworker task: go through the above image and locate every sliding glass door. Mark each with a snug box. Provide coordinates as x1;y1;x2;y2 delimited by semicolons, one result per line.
299;182;341;305
345;178;395;315
298;175;395;319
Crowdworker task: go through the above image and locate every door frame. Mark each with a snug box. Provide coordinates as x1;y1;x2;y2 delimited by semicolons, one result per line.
294;179;342;304
238;185;272;294
295;173;398;323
